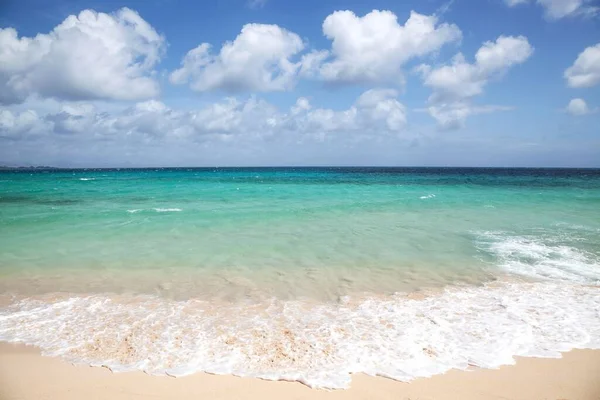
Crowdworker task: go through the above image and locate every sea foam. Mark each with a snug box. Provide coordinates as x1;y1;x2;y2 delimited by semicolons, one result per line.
476;231;600;284
0;281;598;389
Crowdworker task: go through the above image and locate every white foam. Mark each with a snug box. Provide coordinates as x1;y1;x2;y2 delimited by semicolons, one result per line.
476;231;600;284
420;194;435;200
79;178;95;181
127;209;142;213
1;281;599;389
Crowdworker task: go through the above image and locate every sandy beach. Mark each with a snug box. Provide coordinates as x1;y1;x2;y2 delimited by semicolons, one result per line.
0;342;598;400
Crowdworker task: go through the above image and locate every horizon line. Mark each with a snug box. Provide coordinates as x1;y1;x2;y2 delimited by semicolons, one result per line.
2;165;600;170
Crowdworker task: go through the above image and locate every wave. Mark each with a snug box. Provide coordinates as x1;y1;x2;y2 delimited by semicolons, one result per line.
476;231;600;284
1;281;598;389
79;178;95;181
126;208;183;213
420;194;436;200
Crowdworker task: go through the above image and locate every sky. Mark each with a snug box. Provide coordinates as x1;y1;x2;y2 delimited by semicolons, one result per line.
0;0;599;167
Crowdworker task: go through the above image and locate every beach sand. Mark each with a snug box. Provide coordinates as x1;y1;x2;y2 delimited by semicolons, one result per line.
1;343;599;400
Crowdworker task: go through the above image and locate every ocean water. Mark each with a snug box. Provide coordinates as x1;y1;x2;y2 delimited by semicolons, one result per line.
0;167;599;388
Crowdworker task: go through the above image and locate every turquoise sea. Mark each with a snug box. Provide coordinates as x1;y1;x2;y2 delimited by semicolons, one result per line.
1;167;599;388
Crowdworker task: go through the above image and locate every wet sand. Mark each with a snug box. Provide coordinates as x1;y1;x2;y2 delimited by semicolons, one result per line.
1;342;599;400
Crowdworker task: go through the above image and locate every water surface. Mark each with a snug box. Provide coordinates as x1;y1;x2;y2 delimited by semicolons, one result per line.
1;167;599;388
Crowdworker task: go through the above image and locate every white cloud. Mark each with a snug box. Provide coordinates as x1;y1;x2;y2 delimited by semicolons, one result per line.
170;24;304;92
565;98;594;115
47;103;98;134
565;43;600;88
299;50;330;77
504;0;598;20
421;35;533;102
504;0;529;6
307;10;461;85
292;89;407;139
538;0;598;19
353;89;407;131
0;109;48;137
0;89;407;142
0;8;164;105
170;10;461;92
190;97;280;138
418;35;532;129
424;103;513;130
95;98;280;140
290;97;311;115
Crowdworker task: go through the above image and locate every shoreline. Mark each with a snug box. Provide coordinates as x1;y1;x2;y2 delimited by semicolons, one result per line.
1;281;599;389
1;342;599;400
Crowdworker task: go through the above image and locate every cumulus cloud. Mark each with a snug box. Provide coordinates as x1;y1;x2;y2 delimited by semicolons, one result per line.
0;99;271;141
170;24;304;92
0;89;407;143
565;43;600;88
504;0;598;20
97;98;278;139
170;10;461;91
420;35;533;102
0;8;164;105
0;109;48;138
565;98;594;116
290;89;407;140
304;10;461;85
417;35;532;129
46;103;98;135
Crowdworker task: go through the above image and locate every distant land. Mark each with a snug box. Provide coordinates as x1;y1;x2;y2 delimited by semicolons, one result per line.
0;165;59;170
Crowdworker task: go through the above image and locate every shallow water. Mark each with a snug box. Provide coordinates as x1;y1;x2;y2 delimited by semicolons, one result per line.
0;167;599;387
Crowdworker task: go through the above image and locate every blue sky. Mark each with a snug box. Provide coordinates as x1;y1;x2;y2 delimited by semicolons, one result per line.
0;0;598;167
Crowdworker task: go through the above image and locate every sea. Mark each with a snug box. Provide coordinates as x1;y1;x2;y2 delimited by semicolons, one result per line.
0;167;599;388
